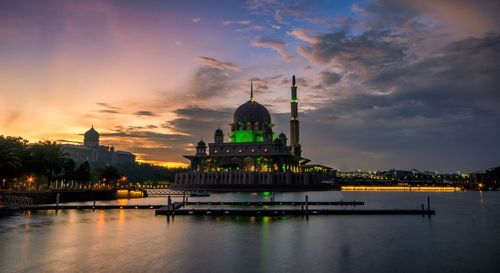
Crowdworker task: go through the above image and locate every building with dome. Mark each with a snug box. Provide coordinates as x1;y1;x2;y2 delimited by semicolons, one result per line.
61;126;136;166
175;76;334;189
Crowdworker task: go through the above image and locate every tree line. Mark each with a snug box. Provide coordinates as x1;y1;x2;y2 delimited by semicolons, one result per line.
0;135;186;190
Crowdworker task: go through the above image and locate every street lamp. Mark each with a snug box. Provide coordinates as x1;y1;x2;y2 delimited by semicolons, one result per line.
25;176;35;191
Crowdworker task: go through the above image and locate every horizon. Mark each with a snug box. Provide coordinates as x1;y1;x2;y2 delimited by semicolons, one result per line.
1;0;499;173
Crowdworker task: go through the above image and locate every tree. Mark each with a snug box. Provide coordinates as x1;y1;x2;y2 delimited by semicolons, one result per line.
98;166;121;184
74;161;91;184
26;141;67;187
60;158;75;181
0;136;27;179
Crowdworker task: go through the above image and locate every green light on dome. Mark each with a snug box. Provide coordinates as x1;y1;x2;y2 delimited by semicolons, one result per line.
291;99;298;103
231;130;265;143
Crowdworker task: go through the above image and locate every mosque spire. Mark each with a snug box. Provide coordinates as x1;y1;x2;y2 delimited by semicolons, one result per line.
290;75;300;157
250;81;254;101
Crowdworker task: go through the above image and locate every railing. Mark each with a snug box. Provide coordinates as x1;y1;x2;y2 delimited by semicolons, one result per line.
0;195;34;208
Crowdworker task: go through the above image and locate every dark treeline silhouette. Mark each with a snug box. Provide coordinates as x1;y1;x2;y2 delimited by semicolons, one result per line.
0;135;186;191
0;136;77;189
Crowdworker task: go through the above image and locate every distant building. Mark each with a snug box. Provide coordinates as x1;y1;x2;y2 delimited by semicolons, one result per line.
62;126;136;165
469;166;500;190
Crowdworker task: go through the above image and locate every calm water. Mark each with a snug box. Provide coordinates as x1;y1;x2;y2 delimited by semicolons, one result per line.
1;191;499;273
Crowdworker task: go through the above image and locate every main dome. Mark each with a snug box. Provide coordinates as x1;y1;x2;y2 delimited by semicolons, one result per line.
84;126;99;140
233;100;272;124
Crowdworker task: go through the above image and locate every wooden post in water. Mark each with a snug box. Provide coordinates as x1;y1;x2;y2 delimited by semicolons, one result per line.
183;191;186;206
305;195;309;216
167;195;172;211
427;196;431;213
55;193;60;210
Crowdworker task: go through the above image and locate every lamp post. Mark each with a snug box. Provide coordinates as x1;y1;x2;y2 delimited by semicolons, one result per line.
27;176;34;191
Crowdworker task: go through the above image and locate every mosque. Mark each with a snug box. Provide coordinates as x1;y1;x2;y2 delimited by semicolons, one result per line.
174;76;334;189
61;126;136;166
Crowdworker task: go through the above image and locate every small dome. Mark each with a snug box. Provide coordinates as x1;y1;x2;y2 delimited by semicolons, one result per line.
84;126;99;140
197;140;206;147
233;100;271;125
279;132;286;139
215;128;223;135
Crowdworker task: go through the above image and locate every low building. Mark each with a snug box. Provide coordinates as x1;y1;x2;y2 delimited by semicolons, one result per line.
469;166;500;190
62;126;136;166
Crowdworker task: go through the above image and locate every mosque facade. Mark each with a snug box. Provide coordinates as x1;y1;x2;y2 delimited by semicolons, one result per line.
174;76;334;188
62;126;136;166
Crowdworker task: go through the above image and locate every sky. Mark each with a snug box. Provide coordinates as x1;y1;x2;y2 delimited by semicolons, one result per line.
1;0;499;172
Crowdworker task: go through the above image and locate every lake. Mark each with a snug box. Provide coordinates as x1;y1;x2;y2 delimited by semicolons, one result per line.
1;191;499;273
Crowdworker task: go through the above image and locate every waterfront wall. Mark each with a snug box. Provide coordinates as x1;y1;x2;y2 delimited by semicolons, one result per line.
5;190;118;204
174;171;333;189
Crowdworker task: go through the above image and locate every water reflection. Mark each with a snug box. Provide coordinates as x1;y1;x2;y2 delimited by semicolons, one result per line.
0;192;499;273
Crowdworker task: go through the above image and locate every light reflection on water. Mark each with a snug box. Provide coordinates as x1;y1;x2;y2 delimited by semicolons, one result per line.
1;191;499;273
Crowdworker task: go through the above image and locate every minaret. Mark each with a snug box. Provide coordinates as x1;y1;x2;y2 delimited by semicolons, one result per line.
290;75;301;157
250;81;254;101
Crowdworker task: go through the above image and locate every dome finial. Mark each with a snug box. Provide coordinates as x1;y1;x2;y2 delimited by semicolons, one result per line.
250;81;254;101
292;75;296;86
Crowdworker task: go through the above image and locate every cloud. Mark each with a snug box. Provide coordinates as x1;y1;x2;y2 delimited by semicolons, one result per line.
246;0;331;25
125;125;158;130
98;109;121;114
222;20;251;26
300;33;500;171
134;111;158;116
197;56;241;72
99;128;192;162
298;30;407;73
251;36;295;61
287;28;318;44
249;74;283;95
166;106;233;138
319;71;342;86
96;102;121;110
192;17;202;23
189;66;233;99
355;0;500;37
235;24;264;32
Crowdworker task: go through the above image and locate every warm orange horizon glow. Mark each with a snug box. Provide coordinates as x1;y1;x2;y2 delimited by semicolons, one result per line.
136;159;189;169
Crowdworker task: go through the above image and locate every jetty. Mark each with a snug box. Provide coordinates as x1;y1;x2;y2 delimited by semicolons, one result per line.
155;195;435;216
2;194;436;217
143;189;210;197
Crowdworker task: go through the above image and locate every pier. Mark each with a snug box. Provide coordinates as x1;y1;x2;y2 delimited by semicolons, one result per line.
3;195;436;217
144;189;210;197
155;195;435;216
155;208;435;216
